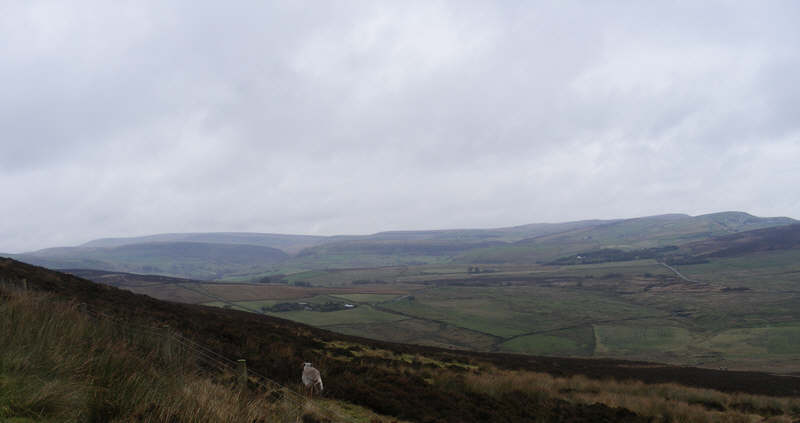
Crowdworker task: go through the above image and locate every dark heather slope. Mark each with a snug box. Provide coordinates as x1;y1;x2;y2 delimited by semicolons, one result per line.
678;223;800;258
2;258;798;421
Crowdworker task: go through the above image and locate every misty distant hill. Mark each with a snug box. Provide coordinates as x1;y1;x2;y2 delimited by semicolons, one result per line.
81;232;329;254
456;212;797;264
344;219;617;243
288;220;614;267
5;211;795;280
79;220;614;252
677;223;800;258
11;242;288;280
520;211;795;248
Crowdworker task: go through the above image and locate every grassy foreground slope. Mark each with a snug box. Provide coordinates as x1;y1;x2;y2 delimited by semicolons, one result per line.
0;287;339;423
3;258;800;422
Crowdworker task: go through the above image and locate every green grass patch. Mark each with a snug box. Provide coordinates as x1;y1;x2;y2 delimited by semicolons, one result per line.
500;326;594;356
0;287;317;422
503;335;581;355
679;250;800;290
265;305;407;327
698;324;800;358
196;252;800;372
594;324;691;354
385;285;665;340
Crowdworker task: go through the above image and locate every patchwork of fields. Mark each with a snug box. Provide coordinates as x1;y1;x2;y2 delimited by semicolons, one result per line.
73;248;800;374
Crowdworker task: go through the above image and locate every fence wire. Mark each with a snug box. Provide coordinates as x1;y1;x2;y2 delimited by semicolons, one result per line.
80;304;349;422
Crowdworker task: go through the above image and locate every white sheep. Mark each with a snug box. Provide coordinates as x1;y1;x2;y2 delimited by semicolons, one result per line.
302;362;323;397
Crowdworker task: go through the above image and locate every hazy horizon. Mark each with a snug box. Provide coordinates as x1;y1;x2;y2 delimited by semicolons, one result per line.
2;1;799;252
5;210;797;254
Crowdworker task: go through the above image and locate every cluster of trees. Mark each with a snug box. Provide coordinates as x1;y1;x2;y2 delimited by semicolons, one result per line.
253;275;310;286
351;279;388;285
262;301;355;313
256;275;289;284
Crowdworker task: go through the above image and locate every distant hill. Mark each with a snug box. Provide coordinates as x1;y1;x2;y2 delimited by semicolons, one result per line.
81;232;329;254
544;223;800;266
7;211;795;279
278;220;620;268
677;223;800;259
524;211;794;247
346;219;616;243
77;220;613;252
457;212;796;264
291;239;508;268
5;219;624;278
11;241;288;280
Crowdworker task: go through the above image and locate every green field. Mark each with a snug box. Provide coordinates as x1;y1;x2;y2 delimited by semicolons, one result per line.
593;324;691;354
679;249;800;291
699;324;800;356
382;285;665;339
201;295;409;328
189;254;800;372
501;326;595;355
246;253;800;372
264;305;407;327
81;227;800;373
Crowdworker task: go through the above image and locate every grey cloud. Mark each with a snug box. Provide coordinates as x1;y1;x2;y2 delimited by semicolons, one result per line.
1;1;799;252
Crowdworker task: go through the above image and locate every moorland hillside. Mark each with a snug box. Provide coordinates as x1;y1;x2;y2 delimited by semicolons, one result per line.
2;258;799;422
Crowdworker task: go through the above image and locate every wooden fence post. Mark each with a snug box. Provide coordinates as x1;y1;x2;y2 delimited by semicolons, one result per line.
162;325;172;361
238;359;248;394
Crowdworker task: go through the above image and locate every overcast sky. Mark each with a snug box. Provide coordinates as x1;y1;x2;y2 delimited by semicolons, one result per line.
2;1;799;252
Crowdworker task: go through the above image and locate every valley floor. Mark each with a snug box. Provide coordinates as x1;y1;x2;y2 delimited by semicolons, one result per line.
78;249;800;375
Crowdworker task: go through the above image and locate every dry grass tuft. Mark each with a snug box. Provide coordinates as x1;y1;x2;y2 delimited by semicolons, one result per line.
0;286;317;422
463;369;800;422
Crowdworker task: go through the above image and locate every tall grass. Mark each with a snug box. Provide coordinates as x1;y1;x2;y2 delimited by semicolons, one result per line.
461;369;800;423
0;286;319;422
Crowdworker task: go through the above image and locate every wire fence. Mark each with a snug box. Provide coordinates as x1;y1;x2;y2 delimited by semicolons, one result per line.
79;303;349;422
0;277;352;421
